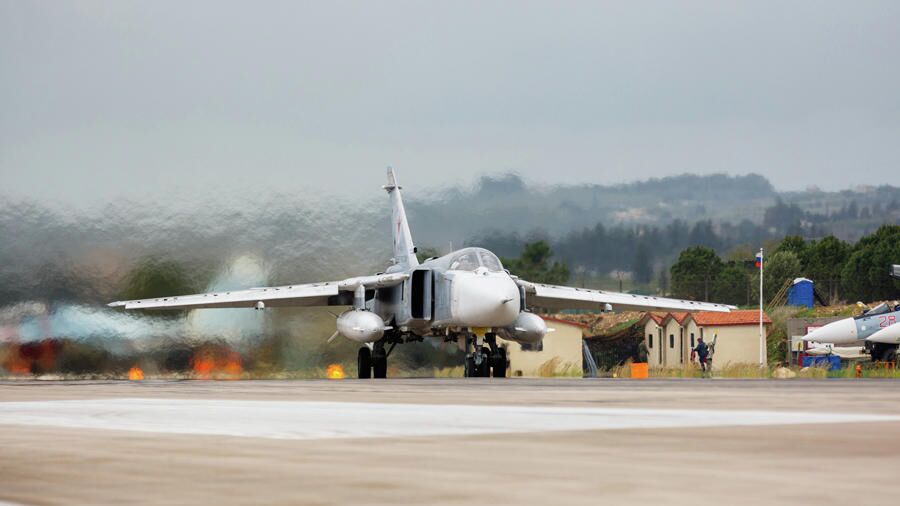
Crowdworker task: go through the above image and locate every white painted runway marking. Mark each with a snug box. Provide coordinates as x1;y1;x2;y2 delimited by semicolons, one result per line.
0;399;896;440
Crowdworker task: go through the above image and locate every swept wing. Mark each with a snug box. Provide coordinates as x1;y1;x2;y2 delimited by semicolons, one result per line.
108;273;408;310
517;280;734;313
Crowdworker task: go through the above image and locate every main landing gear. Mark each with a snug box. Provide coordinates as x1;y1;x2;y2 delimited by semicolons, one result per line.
464;332;507;378
358;342;390;379
871;343;898;363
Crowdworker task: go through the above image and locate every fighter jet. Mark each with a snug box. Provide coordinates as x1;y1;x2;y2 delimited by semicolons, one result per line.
109;168;734;378
804;302;900;362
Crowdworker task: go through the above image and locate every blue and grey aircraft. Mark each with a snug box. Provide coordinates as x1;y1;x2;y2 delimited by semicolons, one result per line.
109;168;733;378
804;302;900;362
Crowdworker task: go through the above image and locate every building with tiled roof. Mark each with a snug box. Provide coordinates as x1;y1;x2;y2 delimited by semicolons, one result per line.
641;309;771;369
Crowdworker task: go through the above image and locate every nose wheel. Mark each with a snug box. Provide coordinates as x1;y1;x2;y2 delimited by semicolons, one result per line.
464;333;507;378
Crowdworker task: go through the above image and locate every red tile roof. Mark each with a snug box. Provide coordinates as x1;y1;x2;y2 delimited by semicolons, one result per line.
641;313;666;325
668;312;690;324
688;310;772;326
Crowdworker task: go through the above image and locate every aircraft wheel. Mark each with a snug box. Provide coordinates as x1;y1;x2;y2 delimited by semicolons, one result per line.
479;347;492;377
464;355;476;377
372;348;387;378
357;347;372;379
883;347;898;364
491;348;507;378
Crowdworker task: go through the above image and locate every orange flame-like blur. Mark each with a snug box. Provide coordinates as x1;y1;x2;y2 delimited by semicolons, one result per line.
191;347;243;380
326;364;345;379
128;366;144;381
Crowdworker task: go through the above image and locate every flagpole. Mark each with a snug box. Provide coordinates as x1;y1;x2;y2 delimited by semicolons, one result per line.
759;247;764;366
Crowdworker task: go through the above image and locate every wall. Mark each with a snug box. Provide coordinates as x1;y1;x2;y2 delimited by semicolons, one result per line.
701;324;768;368
502;321;584;377
663;318;684;367
643;320;663;367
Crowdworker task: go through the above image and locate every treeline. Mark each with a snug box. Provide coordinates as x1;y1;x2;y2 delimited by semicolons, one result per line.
472;218;769;281
668;225;900;305
472;197;899;294
763;197;900;239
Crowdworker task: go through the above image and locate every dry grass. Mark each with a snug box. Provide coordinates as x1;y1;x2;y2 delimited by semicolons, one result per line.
603;362;842;379
433;366;465;378
535;357;582;377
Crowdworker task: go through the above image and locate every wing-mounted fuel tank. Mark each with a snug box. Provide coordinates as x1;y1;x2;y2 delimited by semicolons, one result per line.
336;309;391;343
497;312;548;344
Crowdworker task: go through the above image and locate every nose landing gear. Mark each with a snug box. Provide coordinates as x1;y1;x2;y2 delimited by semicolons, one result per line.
464;331;507;378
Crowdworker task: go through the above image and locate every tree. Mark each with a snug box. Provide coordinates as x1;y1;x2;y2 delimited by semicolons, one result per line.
688;220;719;250
631;243;653;285
712;264;751;306
763;199;804;233
501;241;570;284
775;236;808;267
670;247;723;300
840;225;900;302
804;236;850;301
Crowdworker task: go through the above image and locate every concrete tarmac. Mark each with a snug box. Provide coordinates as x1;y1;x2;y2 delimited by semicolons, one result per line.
1;378;899;506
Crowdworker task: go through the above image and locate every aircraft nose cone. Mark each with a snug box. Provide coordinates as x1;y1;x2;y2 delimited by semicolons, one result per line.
804;318;858;345
451;274;521;327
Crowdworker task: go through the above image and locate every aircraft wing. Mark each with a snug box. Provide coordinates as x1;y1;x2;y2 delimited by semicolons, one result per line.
516;280;734;313
108;272;408;310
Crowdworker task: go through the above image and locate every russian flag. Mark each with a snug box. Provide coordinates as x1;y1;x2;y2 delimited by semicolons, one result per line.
755;252;763;269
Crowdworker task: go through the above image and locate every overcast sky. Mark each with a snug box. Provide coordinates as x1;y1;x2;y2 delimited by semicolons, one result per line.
2;0;899;205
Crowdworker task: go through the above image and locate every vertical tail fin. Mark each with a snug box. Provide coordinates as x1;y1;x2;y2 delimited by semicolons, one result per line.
383;167;419;267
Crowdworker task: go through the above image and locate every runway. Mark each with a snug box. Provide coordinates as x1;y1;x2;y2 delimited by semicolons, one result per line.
2;378;899;505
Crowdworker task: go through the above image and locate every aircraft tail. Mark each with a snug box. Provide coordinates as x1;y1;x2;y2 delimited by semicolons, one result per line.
383;167;419;267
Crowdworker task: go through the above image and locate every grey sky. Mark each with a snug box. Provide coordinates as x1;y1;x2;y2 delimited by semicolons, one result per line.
2;0;899;205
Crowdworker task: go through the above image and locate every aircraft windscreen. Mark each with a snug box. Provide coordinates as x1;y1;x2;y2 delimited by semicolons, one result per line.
863;302;889;316
449;252;480;271
478;251;503;271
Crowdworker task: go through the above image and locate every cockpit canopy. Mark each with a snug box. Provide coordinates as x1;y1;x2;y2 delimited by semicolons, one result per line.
861;302;891;317
445;248;504;272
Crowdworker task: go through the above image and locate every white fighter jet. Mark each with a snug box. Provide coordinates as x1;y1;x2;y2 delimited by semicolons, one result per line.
110;169;733;378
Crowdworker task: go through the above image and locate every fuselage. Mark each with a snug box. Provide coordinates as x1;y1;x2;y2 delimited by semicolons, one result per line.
372;247;522;336
803;305;900;345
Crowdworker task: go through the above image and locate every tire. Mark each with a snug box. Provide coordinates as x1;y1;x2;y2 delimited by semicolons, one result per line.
883;347;898;363
372;349;387;378
465;356;476;377
478;347;491;377
492;348;507;378
357;347;372;379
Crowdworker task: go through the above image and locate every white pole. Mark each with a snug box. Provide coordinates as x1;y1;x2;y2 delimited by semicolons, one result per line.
759;247;764;366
